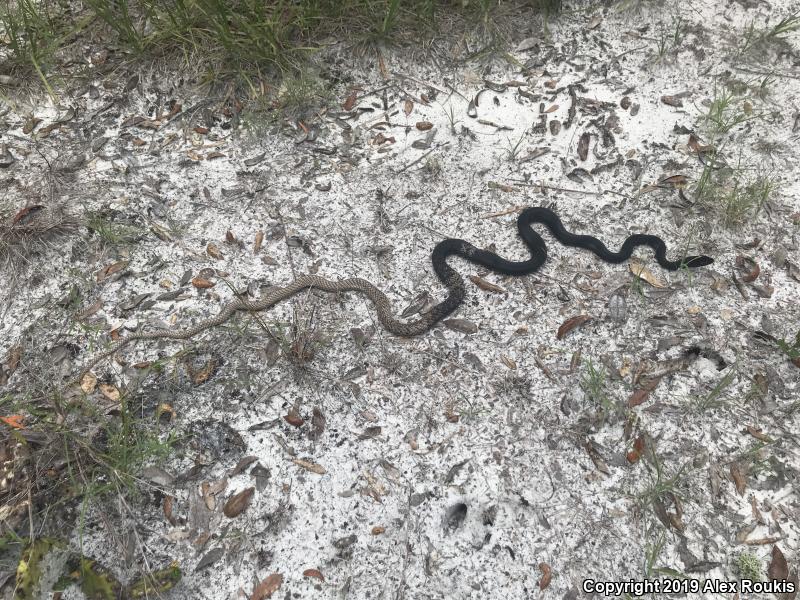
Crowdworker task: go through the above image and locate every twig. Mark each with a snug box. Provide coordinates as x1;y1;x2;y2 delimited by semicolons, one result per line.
392;72;446;94
515;179;634;199
395;148;434;174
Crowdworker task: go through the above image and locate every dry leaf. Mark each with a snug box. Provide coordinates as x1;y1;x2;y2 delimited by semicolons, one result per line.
626;435;646;463
156;403;175;422
284;409;304;428
80;372;98;393
468;275;505;293
556;315;590;340
735;255;760;283
657;174;688;188
745;425;772;442
99;383;120;402
191;277;215;289
5;346;22;374
577;132;590;161
293;458;326;475
254;230;264;254
443;319;478;334
730;462;747;496
661;95;683;107
416;121;433;131
186;357;219;385
250;573;283;600
768;545;789;580
163;495;177;525
628;376;662;407
538;563;552;590
585;441;609;474
743;536;782;546
223;487;255;518
500;355;517;370
302;569;325;582
75;298;104;320
371;526;386;535
629;259;666;288
0;415;24;429
343;90;357;111
96;260;129;282
206;243;224;259
403;99;413;116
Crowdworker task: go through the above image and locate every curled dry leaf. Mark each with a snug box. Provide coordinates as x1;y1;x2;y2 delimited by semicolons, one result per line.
186;357;219;385
371;526;386;535
657;174;688;188
688;133;714;154
629;258;666;288
156;403;175;422
538;563;552;590
253;230;264;254
416;121;433;131
250;573;283;600
302;569;325;582
223;487;255;518
403;99;413;116
556;315;590;340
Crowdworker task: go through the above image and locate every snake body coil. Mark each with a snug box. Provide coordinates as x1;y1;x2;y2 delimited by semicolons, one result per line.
78;207;712;380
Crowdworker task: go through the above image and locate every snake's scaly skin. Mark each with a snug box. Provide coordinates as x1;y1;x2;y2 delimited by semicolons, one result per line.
77;208;712;381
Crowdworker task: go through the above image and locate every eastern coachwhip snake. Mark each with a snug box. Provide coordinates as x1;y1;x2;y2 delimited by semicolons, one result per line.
76;207;712;381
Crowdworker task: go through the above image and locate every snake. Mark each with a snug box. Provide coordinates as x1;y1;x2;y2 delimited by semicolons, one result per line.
76;207;713;382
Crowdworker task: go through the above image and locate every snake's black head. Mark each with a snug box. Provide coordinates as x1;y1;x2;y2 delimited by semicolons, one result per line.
682;255;714;268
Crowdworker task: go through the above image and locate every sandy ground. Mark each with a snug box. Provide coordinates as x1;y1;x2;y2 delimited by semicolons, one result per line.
1;1;799;598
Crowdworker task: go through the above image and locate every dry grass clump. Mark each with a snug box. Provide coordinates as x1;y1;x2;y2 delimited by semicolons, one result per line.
0;203;79;273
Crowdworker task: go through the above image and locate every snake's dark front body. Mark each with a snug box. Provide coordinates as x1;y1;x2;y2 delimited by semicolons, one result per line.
77;207;713;379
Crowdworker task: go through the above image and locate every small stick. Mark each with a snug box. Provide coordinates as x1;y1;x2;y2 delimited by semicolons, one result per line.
391;72;447;94
395;148;434;174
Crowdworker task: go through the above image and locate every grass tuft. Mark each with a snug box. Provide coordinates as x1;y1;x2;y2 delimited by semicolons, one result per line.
1;0;562;85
